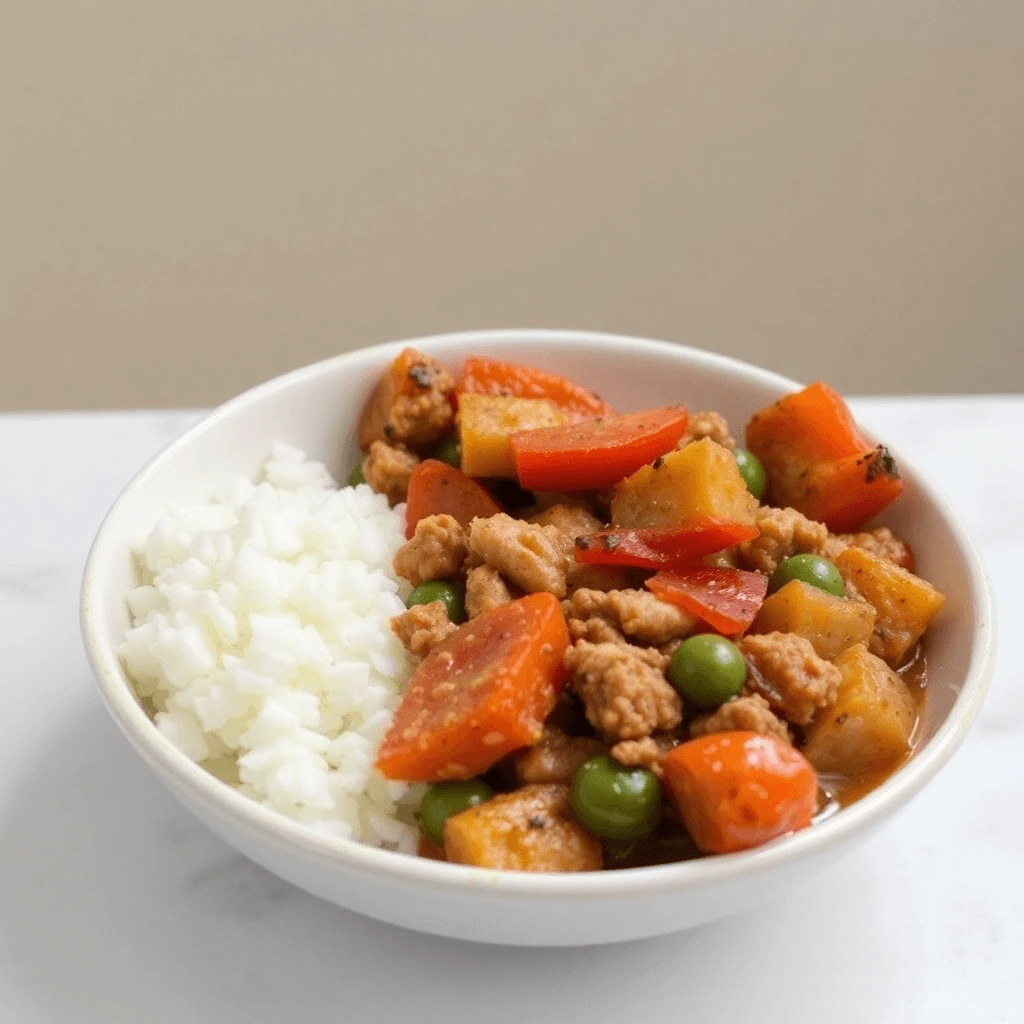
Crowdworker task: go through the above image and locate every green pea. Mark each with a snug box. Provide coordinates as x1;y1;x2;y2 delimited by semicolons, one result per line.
432;436;461;468
668;634;747;710
406;579;466;623
734;448;767;500
419;780;493;846
347;460;366;487
770;553;845;598
571;755;662;841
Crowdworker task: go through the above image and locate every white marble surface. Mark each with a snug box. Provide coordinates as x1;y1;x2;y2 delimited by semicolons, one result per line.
0;399;1020;1023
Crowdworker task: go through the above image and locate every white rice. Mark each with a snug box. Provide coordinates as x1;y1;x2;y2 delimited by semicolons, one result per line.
118;443;422;852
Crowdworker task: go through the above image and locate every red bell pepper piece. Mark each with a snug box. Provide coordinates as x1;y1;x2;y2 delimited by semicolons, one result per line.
646;566;768;635
745;381;903;532
404;460;503;539
456;357;612;421
574;515;759;570
510;406;689;492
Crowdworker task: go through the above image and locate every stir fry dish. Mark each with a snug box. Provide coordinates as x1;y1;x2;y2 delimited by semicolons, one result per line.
353;351;946;871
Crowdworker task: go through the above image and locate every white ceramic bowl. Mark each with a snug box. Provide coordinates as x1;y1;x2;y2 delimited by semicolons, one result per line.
81;330;994;946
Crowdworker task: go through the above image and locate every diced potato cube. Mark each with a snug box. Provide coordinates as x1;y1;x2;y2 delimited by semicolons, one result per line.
458;394;567;478
835;546;945;666
750;580;876;661
610;438;758;528
443;783;603;872
802;643;916;776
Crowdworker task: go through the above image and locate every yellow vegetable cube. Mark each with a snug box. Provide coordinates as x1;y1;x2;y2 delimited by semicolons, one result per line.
610;437;758;528
802;643;917;776
835;546;945;667
458;394;567;478
750;580;876;661
443;784;603;872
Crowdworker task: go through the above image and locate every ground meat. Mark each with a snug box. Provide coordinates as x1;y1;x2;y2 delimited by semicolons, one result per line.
462;548;485;571
657;639;684;661
514;726;605;785
566;614;627;645
820;527;914;571
565;588;697;647
526;503;629;593
527;502;603;539
393;514;468;586
567;564;636;594
738;506;830;574
677;410;736;450
465;564;516;619
365;354;455;449
738;632;841;726
564;607;677;663
362;441;419;506
689;693;792;745
565;641;682;742
390;601;456;658
468;513;570;598
609;734;680;778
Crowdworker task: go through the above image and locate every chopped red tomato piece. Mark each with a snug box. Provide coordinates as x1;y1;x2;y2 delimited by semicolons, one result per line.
510;406;689;492
574;515;759;570
404;459;502;539
646;566;768;635
456;357;612;421
376;594;570;782
661;732;818;855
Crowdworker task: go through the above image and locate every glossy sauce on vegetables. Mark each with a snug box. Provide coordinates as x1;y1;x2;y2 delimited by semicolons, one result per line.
612;647;930;867
817;646;928;811
419;650;930;869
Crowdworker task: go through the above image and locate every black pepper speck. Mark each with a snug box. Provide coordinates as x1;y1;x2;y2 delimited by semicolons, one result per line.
408;364;433;388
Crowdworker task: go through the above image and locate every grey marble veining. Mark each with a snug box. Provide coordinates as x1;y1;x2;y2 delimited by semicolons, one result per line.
0;402;1020;1023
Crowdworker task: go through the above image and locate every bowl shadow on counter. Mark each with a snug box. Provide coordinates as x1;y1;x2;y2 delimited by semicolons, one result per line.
0;698;920;1024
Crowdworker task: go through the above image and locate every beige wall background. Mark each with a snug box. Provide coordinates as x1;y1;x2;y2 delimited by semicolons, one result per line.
3;2;1023;411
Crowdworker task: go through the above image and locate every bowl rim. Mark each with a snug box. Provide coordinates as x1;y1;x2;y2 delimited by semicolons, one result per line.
80;328;996;898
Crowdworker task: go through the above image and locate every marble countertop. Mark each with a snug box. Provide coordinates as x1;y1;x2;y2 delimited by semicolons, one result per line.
0;398;1020;1023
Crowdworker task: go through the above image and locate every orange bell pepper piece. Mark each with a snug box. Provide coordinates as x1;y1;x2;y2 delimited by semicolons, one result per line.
376;594;570;782
403;460;503;539
745;381;903;533
797;449;905;534
661;732;818;855
510;406;689;491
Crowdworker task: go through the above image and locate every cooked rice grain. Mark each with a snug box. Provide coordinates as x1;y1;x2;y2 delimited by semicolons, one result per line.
118;444;422;850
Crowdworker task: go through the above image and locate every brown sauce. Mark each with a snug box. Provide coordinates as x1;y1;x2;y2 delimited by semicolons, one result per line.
605;827;701;869
816;645;927;812
422;647;929;867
